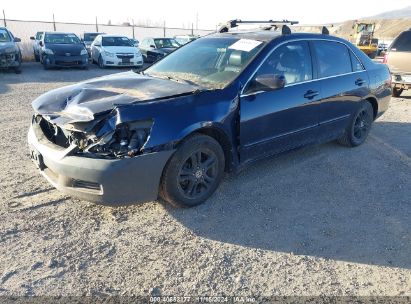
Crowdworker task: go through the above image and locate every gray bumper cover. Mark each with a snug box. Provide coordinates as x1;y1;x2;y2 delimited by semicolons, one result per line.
27;125;175;206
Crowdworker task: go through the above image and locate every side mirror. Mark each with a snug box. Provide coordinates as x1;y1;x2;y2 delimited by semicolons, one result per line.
253;74;286;92
30;36;35;40
39;41;44;47
149;44;156;49
14;37;21;42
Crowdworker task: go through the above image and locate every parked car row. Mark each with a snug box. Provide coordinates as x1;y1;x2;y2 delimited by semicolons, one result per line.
28;31;198;70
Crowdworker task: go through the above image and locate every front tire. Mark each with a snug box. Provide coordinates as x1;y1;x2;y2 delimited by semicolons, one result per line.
98;55;105;69
337;101;374;147
160;134;225;207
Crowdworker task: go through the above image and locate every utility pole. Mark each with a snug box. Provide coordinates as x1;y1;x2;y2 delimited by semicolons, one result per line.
191;22;194;35
132;19;135;39
163;21;166;37
95;16;99;32
2;10;6;27
52;13;56;31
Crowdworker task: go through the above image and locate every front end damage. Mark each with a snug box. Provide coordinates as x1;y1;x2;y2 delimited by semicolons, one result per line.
26;72;206;204
28;111;175;205
28;71;237;205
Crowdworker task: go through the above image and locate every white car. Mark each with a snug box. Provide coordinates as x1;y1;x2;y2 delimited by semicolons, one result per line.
91;35;143;68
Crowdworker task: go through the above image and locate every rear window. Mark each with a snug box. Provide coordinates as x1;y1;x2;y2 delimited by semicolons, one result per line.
313;41;352;78
391;31;411;52
84;33;100;42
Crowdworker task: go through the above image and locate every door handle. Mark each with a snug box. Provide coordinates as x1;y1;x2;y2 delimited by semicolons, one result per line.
304;90;319;100
355;78;365;86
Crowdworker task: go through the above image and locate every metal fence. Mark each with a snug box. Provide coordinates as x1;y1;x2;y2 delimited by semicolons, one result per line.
2;18;214;60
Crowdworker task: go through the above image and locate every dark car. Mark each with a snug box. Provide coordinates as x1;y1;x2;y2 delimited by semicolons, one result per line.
139;37;180;63
81;32;104;56
0;27;22;73
39;32;89;69
28;26;391;207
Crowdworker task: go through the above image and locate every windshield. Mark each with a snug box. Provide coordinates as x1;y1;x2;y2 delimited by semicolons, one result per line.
154;38;180;48
145;37;266;89
356;24;374;33
102;36;133;47
0;29;12;42
84;33;100;42
45;33;81;44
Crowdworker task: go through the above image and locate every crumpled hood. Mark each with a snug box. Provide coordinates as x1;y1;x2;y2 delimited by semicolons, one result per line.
0;42;18;53
32;71;198;126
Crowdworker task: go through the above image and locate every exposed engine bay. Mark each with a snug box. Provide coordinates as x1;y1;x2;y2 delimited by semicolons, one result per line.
35;114;152;159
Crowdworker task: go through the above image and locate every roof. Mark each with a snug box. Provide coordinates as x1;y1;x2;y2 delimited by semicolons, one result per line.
98;34;128;38
207;30;343;43
44;32;77;35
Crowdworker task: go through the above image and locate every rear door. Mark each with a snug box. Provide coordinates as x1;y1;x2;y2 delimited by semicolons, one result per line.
311;40;369;139
240;40;322;163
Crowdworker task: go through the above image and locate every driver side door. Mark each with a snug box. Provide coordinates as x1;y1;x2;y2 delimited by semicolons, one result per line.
239;40;322;163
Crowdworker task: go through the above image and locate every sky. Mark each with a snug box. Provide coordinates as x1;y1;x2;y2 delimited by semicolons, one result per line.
2;0;410;29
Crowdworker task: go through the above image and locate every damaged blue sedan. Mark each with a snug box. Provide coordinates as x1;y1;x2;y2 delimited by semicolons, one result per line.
28;21;392;207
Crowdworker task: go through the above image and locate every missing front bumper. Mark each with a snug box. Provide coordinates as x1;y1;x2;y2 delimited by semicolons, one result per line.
28;125;175;205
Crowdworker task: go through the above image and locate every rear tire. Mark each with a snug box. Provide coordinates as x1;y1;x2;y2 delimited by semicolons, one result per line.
369;51;377;59
392;88;403;98
337;101;373;147
160;134;225;208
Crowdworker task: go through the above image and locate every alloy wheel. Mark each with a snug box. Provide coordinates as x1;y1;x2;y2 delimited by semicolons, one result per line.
177;149;218;199
353;109;371;140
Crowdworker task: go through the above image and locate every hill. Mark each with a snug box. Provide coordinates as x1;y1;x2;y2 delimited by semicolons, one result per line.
368;6;411;19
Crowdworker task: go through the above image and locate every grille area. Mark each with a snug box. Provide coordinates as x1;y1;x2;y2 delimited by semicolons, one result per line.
116;53;134;59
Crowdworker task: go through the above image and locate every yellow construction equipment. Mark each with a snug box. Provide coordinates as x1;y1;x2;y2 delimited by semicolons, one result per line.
350;22;379;59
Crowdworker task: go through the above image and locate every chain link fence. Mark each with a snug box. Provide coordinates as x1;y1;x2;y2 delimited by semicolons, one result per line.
2;18;214;60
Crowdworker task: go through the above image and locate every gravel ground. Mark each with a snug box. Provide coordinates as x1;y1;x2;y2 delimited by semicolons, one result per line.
0;63;410;298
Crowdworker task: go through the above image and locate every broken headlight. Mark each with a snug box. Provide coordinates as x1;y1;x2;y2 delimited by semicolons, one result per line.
86;120;153;158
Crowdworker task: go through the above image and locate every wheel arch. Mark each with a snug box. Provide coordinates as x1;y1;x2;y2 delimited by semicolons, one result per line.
176;125;235;172
365;96;378;120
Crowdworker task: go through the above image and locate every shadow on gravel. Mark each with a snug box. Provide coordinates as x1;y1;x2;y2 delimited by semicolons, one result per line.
0;62;148;94
170;121;411;269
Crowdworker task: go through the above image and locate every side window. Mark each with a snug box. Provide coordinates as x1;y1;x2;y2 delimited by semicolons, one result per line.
254;41;313;86
313;41;352;78
350;51;364;72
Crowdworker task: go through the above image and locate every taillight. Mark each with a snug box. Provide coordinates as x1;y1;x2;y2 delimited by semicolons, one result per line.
383;53;388;64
